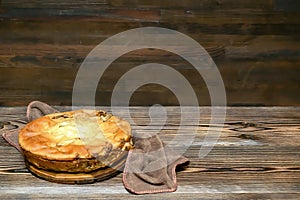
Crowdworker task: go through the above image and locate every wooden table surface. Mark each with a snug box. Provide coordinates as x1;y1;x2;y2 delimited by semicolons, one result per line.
0;106;299;199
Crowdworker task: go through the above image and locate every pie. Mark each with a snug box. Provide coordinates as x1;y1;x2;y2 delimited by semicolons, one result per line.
19;109;133;173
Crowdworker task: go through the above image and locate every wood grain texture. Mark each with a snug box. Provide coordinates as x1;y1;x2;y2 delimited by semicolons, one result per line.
0;0;300;106
0;106;299;199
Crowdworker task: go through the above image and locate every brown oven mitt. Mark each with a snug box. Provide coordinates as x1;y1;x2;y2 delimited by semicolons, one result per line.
2;101;189;194
1;101;58;152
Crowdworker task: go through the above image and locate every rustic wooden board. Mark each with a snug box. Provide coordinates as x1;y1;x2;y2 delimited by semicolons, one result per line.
25;155;126;184
0;0;300;106
0;106;299;199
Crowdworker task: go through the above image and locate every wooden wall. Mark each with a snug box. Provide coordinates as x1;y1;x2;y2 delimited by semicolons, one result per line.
0;0;299;106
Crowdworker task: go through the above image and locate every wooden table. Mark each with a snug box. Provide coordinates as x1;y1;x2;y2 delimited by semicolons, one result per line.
0;106;299;199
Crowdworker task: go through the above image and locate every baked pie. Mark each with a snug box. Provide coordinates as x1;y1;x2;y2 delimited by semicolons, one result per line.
19;109;133;173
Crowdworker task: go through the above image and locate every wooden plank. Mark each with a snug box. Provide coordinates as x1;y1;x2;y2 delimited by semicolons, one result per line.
1;12;299;44
0;55;299;106
1;0;273;10
0;193;299;200
1;0;108;8
108;0;273;10
0;8;161;22
160;9;300;25
1;35;299;60
0;106;299;199
274;0;300;12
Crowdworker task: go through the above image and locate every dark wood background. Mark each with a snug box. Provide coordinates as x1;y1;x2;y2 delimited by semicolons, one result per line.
0;0;299;106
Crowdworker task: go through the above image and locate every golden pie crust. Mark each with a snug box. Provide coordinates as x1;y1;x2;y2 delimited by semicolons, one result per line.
19;110;133;173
